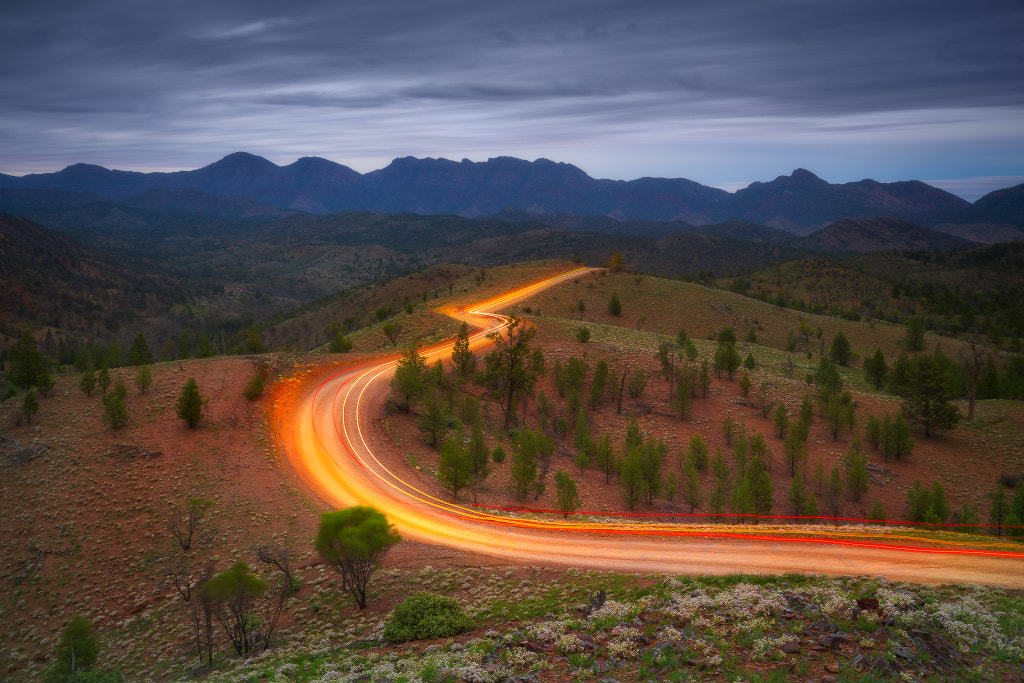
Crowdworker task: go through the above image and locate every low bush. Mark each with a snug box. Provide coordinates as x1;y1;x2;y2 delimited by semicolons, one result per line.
243;374;264;400
383;592;473;644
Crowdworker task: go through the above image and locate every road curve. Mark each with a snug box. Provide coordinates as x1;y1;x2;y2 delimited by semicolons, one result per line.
280;267;1024;588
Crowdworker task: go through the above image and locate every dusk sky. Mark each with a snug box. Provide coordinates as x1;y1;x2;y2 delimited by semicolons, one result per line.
2;0;1022;200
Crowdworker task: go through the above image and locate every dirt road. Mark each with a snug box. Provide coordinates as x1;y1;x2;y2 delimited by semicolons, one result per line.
280;267;1024;588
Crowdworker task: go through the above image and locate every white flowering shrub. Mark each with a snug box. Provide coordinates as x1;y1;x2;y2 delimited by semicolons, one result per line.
504;646;538;669
591;599;636;622
876;588;920;613
659;625;685;641
528;619;568;644
751;634;789;660
902;596;1024;661
274;663;298;680
557;633;586;654
606;637;641;660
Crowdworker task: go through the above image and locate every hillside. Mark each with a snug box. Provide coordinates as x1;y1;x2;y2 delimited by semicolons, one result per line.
7;153;1017;234
796;216;977;254
2;264;1023;681
0;214;187;332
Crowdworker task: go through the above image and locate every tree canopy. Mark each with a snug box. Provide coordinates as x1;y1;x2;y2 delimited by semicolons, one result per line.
315;506;400;609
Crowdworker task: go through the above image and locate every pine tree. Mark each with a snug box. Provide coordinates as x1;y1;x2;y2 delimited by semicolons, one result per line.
79;369;97;396
639;438;665;504
450;322;474;376
905;316;926;352
102;381;129;429
135;364;153;393
8;330;45;389
468;422;491;498
844;441;869;502
608;291;622;316
989;486;1009;536
510;430;538;499
128;332;154;366
738;372;752;397
687;432;709;471
417;398;449;447
595;434;615;483
864;348;888;389
865;415;882;450
783;430;806;478
97;367;111;395
176;377;206;428
619;447;646;509
787;475;809;520
829;331;851;366
825;466;844;520
774;403;788;439
682;464;703;513
901;353;962;436
391;347;427;411
673;373;692;418
438;437;471;499
745;454;773;522
21;389;39;424
555;471;581;518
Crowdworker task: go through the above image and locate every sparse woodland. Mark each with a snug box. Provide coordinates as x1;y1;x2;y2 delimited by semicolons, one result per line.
2;261;1024;681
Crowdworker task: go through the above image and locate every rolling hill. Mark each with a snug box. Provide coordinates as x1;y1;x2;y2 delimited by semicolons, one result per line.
796;216;978;254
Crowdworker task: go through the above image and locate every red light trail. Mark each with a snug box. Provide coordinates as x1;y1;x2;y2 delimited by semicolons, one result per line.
277;266;1024;586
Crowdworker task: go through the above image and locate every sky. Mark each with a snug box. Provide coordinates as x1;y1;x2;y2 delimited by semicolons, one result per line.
1;0;1023;201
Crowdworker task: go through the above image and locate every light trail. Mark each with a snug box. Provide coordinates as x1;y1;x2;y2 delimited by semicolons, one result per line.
279;266;1024;587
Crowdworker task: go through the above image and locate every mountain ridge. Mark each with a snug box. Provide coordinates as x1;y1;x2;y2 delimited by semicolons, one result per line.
1;154;1021;236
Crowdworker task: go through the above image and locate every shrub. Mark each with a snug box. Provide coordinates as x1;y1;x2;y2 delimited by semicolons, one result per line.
101;382;129;429
383;592;473;644
329;333;353;353
575;327;591;343
491;445;506;463
608;291;622;316
243;374;264;400
51;616;100;679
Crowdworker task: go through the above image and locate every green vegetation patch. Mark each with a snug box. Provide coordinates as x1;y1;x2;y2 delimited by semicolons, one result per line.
383;592;474;644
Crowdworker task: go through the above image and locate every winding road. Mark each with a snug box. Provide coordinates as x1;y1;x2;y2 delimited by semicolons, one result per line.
280;266;1024;588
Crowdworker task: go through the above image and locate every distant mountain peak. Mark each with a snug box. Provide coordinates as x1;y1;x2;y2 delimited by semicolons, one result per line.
58;163;114;175
789;168;826;183
207;152;278;171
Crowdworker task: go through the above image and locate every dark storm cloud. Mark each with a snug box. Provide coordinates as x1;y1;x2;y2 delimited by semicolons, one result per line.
1;0;1022;187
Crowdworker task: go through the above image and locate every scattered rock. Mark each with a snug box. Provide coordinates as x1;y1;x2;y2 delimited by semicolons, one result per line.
892;646;916;661
825;662;841;673
4;442;49;465
907;629;964;671
781;640;801;654
856;598;879;611
819;633;849;650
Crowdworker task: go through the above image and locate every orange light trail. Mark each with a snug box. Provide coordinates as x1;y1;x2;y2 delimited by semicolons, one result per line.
277;265;1024;586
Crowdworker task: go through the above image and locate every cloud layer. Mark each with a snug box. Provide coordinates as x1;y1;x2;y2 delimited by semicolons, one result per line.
2;0;1022;191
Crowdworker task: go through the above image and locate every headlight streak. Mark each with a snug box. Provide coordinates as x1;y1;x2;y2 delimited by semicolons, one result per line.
280;265;1024;583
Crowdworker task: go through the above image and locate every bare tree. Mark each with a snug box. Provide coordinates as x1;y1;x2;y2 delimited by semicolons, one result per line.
382;321;403;347
168;560;215;666
959;335;988;422
617;363;629;415
756;382;774;418
257;543;297;596
167;497;213;550
255;543;296;651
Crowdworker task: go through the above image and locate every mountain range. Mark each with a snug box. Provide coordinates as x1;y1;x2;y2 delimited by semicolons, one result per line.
2;153;1021;237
